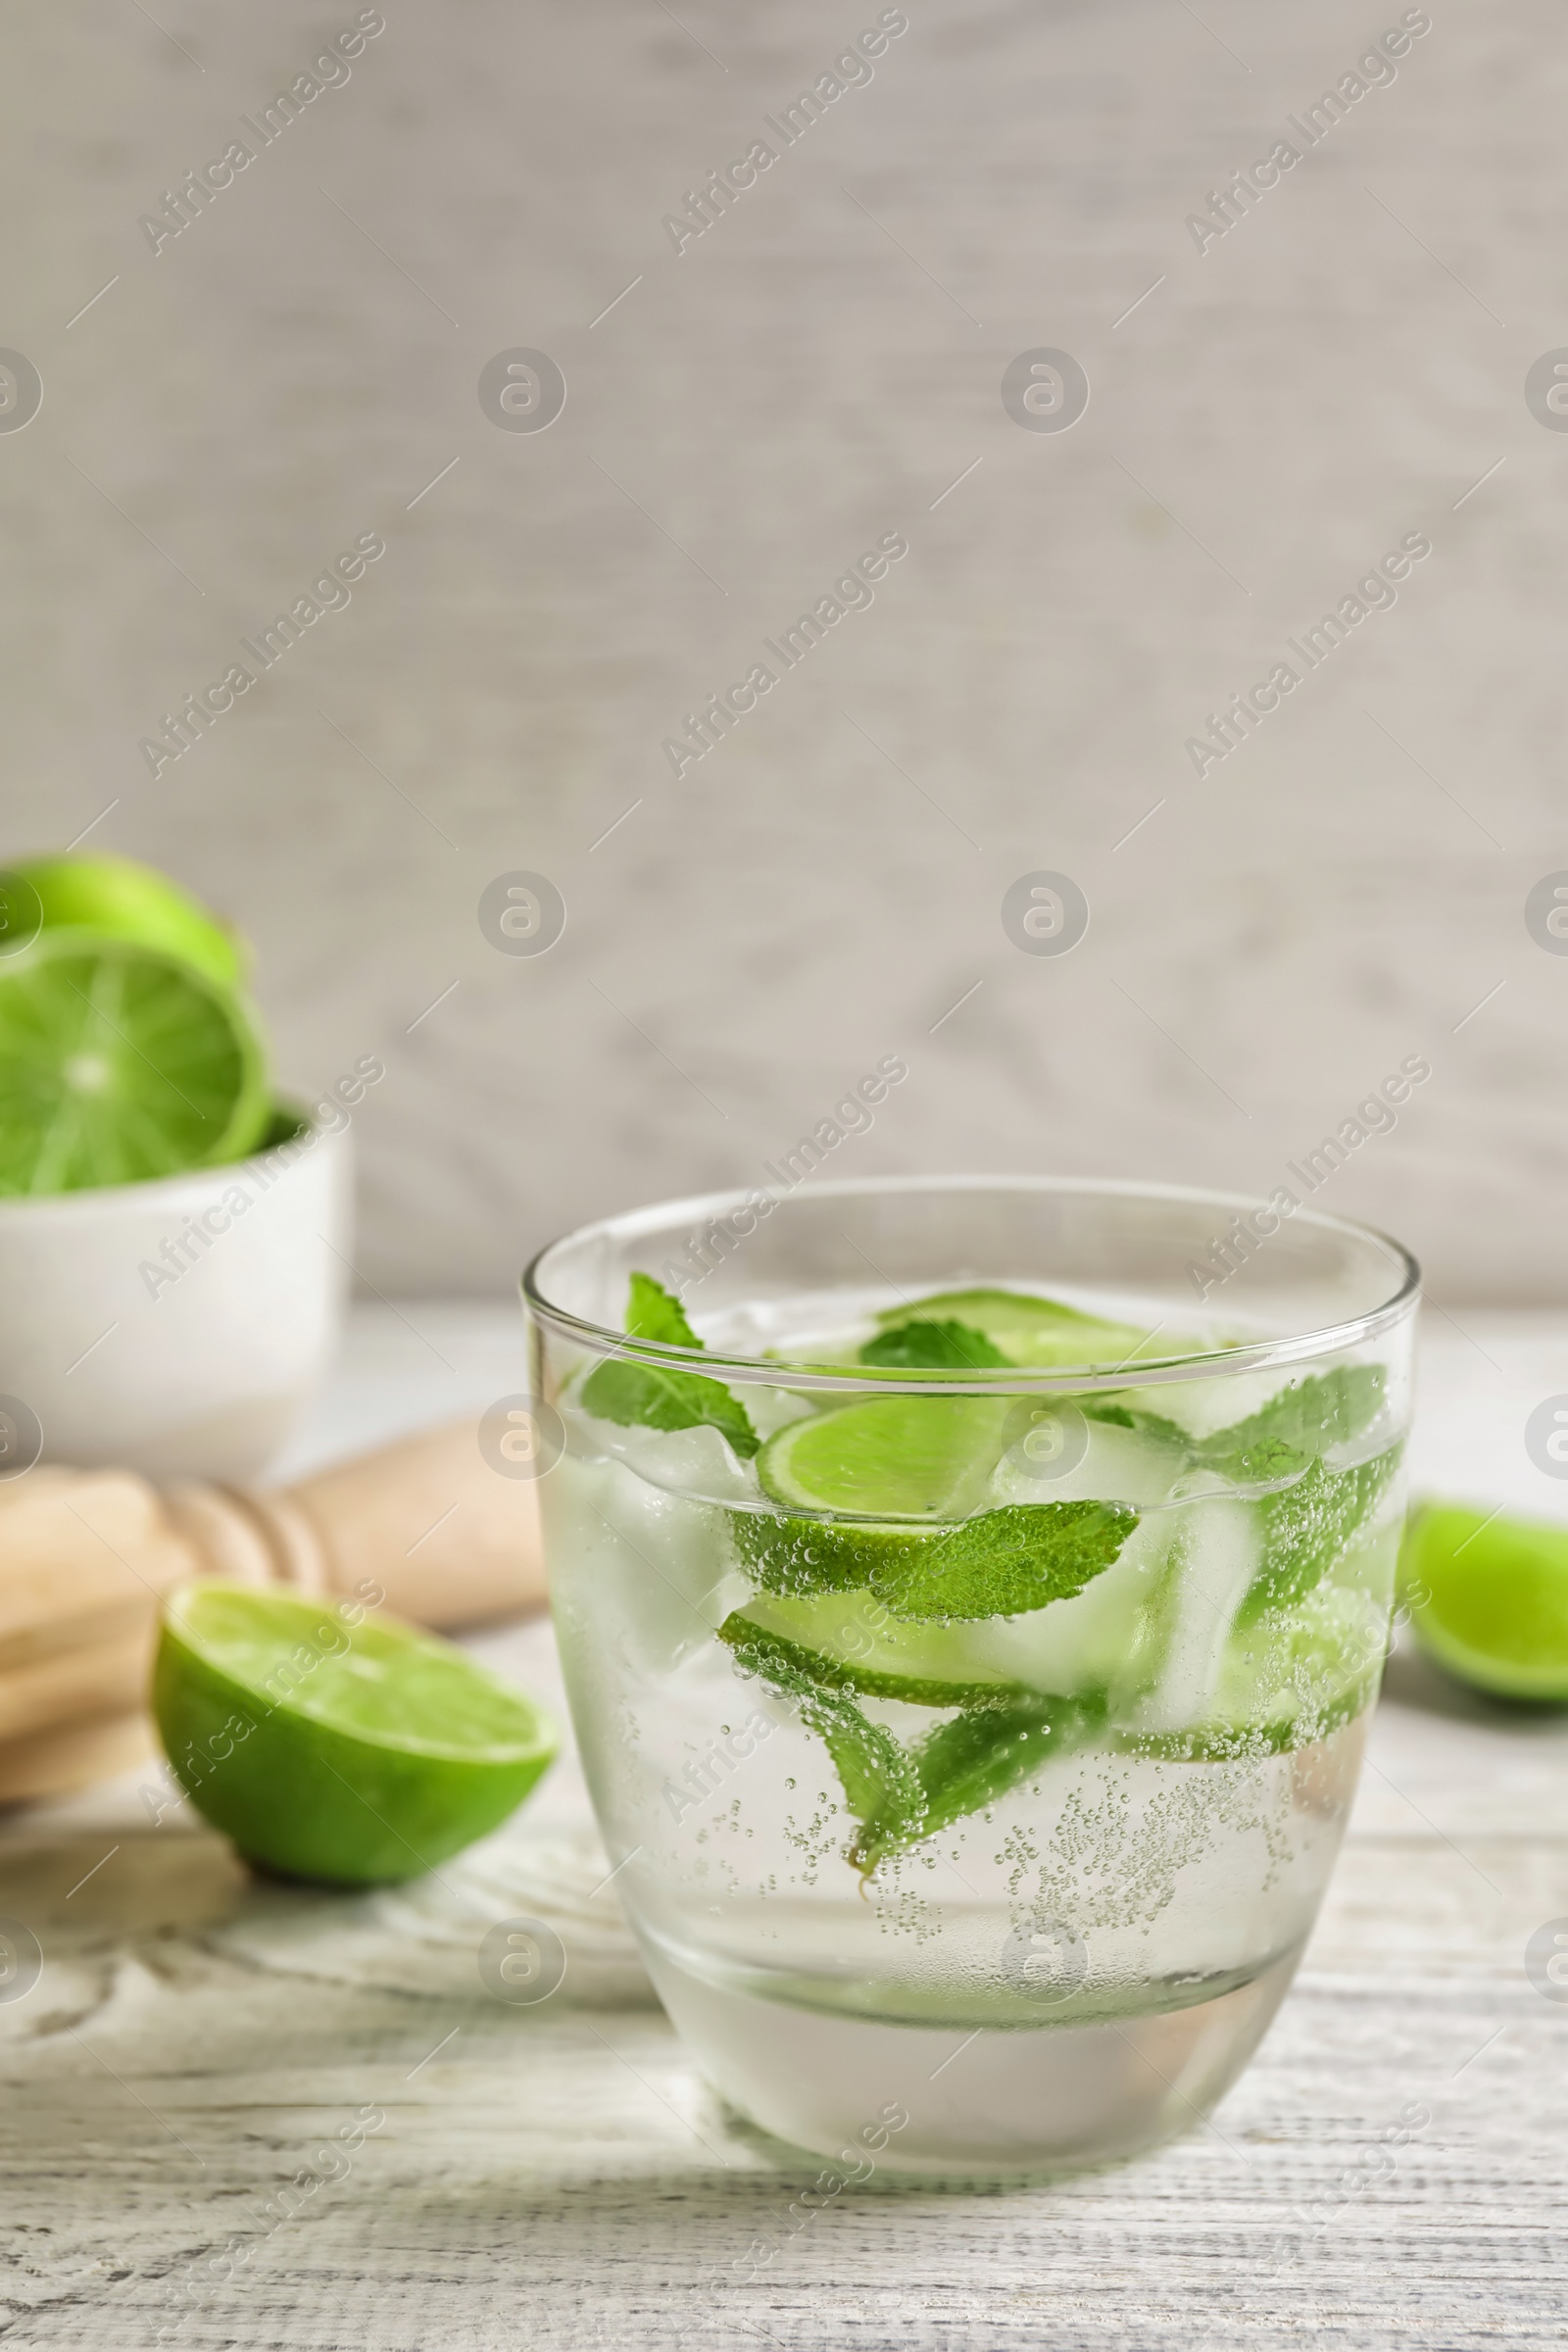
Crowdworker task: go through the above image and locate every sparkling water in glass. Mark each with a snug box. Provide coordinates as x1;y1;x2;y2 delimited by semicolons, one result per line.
524;1177;1417;2177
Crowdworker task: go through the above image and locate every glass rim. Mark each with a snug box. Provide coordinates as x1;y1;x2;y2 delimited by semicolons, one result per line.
519;1172;1421;1396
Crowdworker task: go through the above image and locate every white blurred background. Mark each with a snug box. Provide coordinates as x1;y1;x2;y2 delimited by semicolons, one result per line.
3;0;1560;1299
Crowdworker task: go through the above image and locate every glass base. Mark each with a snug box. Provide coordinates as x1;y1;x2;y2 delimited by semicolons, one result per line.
645;1944;1300;2179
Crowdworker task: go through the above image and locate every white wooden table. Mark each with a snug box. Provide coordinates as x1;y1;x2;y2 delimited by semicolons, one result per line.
5;1305;1568;2350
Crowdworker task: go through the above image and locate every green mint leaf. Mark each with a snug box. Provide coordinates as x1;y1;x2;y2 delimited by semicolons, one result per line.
811;1693;922;1860
619;1269;702;1346
1201;1430;1309;1484
858;1319;1012;1371
851;1694;1103;1874
716;1613;1032;1709
1081;1397;1192;1449
1237;1445;1402;1626
1084;1367;1387;1490
728;1508;894;1595
871;1500;1137;1623
723;1623;923;1865
724;1618;1102;1877
579;1273;760;1459
1197;1366;1385;1484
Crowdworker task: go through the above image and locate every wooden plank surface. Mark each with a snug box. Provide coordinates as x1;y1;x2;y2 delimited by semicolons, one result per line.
4;1305;1568;2351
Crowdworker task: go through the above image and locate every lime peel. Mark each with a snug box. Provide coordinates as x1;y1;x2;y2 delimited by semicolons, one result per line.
154;1581;558;1886
1402;1502;1568;1701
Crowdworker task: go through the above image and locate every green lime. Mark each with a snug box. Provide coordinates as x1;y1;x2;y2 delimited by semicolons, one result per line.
873;1287;1157;1369
721;1591;1032;1704
742;1396;1139;1620
8;854;245;988
759;1396;1007;1518
1400;1503;1568;1701
744;1396;1009;1591
1127;1587;1385;1760
0;930;270;1193
154;1582;559;1886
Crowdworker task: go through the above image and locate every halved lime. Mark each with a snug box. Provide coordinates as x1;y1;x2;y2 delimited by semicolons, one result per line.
154;1582;559;1885
1401;1503;1568;1701
873;1287;1156;1369
0;930;270;1193
9;854;245;988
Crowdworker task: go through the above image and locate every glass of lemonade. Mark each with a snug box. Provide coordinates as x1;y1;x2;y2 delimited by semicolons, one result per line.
523;1176;1417;2177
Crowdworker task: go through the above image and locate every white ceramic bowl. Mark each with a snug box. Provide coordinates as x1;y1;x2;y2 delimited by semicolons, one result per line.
0;1105;352;1482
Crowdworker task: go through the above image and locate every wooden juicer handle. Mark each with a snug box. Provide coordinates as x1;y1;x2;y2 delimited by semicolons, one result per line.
0;1420;547;1803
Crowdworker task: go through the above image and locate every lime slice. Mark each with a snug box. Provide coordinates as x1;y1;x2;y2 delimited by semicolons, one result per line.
745;1396;1009;1591
741;1397;1138;1620
759;1396;1008;1518
154;1582;558;1885
873;1287;1157;1369
721;1592;1034;1704
1401;1503;1568;1701
1124;1585;1384;1759
0;929;270;1193
8;854;245;988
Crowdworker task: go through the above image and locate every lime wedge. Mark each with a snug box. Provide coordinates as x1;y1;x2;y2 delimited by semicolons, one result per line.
0;930;270;1193
9;854;245;989
873;1287;1159;1368
1401;1503;1568;1701
154;1582;559;1885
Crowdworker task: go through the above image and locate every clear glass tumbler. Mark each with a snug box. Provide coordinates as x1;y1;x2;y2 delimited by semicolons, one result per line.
523;1176;1418;2177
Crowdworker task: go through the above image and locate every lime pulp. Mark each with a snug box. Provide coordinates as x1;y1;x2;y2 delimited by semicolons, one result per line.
0;929;270;1193
154;1581;558;1885
1401;1502;1568;1701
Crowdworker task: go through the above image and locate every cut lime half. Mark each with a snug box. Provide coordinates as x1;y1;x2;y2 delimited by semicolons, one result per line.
0;929;270;1193
154;1582;559;1885
1401;1502;1568;1701
9;853;245;988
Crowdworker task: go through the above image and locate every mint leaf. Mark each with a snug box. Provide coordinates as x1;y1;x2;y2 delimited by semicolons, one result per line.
871;1500;1136;1623
811;1693;922;1860
729;1508;898;1595
624;1269;704;1348
858;1319;1011;1371
1081;1397;1191;1448
1200;1429;1308;1485
735;1499;1137;1623
851;1694;1102;1874
1083;1367;1387;1489
724;1613;1102;1876
723;1623;923;1863
717;1613;1032;1708
1196;1367;1385;1486
1237;1445;1402;1626
579;1273;759;1459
